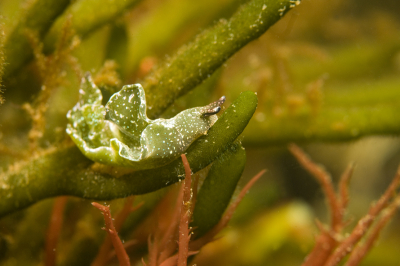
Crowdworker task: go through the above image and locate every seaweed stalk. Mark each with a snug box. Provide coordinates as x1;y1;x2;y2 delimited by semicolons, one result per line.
0;91;257;217
141;0;300;118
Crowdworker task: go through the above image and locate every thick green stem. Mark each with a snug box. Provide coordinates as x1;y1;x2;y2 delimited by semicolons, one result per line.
3;0;70;78
0;91;257;217
124;0;242;76
192;142;247;238
0;146;92;217
43;0;143;53
142;0;299;118
291;41;400;84
244;80;400;145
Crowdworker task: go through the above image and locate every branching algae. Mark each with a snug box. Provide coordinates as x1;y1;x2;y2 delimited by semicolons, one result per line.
66;74;225;169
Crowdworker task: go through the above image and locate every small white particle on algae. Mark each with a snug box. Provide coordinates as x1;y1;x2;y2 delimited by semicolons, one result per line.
290;0;301;6
278;6;287;16
262;4;267;10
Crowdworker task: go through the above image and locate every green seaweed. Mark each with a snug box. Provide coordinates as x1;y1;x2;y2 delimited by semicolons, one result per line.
2;0;399;264
124;0;244;76
2;0;70;78
244;80;400;145
141;0;300;118
0;91;257;217
192;142;246;238
43;0;143;53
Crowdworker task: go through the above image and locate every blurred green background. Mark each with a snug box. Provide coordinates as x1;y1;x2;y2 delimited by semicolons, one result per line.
1;0;400;265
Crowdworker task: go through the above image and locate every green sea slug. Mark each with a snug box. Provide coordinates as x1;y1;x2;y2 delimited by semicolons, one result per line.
66;74;225;170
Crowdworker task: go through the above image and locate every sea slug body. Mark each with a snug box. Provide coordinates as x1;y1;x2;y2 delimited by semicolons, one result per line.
66;74;225;170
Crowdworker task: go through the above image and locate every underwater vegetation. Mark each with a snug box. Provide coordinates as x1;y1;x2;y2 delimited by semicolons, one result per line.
1;0;400;265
